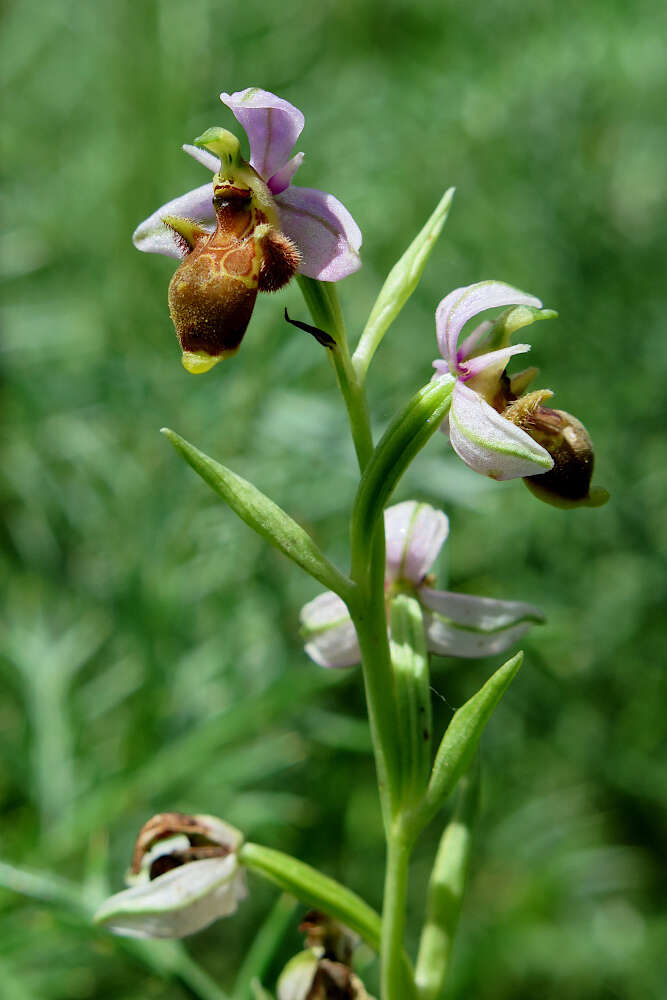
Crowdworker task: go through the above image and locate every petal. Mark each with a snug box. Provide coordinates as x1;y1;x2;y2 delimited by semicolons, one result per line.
132;182;215;258
182;143;220;173
449;381;553;480
94;856;247;939
384;501;449;584
420;587;543;658
457;319;493;362
276;185;362;281
268;152;304;195
300;591;360;668
460;343;531;381
436;281;542;370
220;88;304;181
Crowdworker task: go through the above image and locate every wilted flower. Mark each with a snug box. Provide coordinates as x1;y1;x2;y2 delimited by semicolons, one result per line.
277;911;372;1000
300;500;543;668
94;812;247;938
133;88;362;373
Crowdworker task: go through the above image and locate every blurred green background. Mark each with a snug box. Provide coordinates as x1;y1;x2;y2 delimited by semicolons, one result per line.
2;0;666;996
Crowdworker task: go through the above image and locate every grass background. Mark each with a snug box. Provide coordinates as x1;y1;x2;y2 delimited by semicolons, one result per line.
1;0;666;996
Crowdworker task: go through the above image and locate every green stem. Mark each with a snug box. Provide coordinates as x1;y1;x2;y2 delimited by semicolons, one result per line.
298;277;400;822
296;276;373;469
415;762;480;1000
381;827;414;1000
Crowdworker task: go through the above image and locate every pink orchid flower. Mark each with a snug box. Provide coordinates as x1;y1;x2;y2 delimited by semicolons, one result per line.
432;281;557;480
300;500;543;668
133;87;361;282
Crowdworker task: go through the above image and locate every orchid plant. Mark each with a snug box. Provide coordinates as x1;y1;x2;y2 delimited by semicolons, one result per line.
95;87;607;999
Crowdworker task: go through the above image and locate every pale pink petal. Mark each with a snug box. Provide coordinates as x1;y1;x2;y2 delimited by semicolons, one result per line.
420;588;544;629
182;143;220;173
132;183;215;258
268;153;304;195
448;381;553;481
220;88;304;181
423;614;537;658
460;343;531;381
421;586;543;657
300;591;360;669
276;185;362;281
93;856;247;939
384;501;449;584
436;281;542;370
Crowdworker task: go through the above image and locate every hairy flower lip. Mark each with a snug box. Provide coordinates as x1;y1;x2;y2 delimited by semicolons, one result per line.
300;500;543;668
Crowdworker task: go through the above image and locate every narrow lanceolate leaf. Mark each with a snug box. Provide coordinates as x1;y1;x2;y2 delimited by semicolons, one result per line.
162;429;354;600
354;188;455;378
422;651;523;821
239;843;381;952
389;595;432;808
351;376;455;579
415;763;480;1000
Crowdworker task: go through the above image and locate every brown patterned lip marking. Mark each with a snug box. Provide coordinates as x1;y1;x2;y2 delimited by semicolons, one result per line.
131;812;231;875
224;243;256;277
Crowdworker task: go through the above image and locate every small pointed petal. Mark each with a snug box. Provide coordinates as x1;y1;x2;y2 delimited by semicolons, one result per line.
460;343;531;381
182;143;220;172
276;185;362;281
94;856;247;939
133;183;215;258
436;281;542;371
384;501;449;584
300;591;360;668
420;587;544;657
221;88;304;181
448;381;553;480
268;152;304;195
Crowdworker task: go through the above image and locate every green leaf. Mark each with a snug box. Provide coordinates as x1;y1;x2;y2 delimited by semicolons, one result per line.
350;377;455;580
239;843;381;952
353;188;455;378
162;429;354;600
422;652;523;821
415;762;480;1000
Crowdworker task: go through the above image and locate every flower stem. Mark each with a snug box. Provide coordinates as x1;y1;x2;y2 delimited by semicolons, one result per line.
381;826;415;1000
298;277;400;822
296;276;373;469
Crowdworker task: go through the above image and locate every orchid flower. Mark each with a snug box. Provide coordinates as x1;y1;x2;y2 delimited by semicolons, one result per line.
133;87;361;281
94;813;247;939
300;500;543;669
432;280;558;480
132;88;361;373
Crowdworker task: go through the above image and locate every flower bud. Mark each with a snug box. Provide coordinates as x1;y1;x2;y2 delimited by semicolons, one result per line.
94;812;247;938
